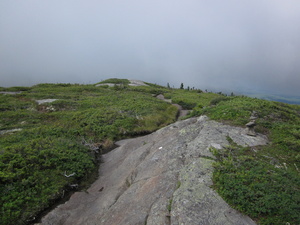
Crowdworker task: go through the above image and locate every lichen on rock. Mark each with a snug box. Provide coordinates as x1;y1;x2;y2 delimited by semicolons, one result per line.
40;116;267;225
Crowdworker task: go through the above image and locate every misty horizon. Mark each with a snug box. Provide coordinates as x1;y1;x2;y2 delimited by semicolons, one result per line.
1;1;299;97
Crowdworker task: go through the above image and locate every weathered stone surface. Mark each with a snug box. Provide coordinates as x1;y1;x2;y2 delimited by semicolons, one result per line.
171;158;256;225
249;116;258;120
40;116;267;225
0;91;22;95
246;121;256;127
245;121;257;136
128;79;149;86
96;80;148;87
95;83;116;87
35;99;58;105
0;128;22;135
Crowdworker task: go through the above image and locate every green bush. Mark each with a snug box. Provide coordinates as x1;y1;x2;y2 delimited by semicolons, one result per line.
0;137;95;225
96;78;130;85
0;86;31;92
209;96;230;105
205;96;300;224
212;145;300;224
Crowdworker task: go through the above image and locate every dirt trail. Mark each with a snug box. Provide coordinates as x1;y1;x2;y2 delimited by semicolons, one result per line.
39;116;267;225
156;94;191;119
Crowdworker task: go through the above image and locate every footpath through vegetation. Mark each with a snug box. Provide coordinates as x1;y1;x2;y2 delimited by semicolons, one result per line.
0;78;299;224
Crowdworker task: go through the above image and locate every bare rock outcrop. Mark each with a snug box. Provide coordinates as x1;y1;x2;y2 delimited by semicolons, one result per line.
128;79;148;86
96;79;148;87
0;91;22;95
40;116;267;225
35;99;58;105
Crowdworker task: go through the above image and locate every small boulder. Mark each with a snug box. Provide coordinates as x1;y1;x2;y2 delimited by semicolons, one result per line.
35;99;58;105
245;121;256;136
249;111;258;120
246;121;256;127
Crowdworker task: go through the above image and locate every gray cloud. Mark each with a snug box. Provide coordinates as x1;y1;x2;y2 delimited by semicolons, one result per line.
0;0;299;96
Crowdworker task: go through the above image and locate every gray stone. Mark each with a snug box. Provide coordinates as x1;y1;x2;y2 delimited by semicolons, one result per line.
0;128;22;135
245;121;256;136
246;121;256;127
41;116;267;225
249;111;258;121
245;127;256;136
157;94;171;102
171;158;255;225
35;99;58;105
249;116;258;120
96;80;149;87
128;79;149;86
95;83;116;87
0;91;22;95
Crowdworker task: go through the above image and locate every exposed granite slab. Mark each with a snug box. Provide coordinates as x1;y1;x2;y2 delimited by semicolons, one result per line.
40;116;267;225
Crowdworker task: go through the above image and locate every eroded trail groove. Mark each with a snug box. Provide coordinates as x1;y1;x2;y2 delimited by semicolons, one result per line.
40;116;267;225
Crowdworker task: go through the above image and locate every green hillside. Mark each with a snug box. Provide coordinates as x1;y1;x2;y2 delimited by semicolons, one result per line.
1;79;299;224
192;96;300;224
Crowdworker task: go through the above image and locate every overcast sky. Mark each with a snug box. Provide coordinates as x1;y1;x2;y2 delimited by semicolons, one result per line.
0;0;299;96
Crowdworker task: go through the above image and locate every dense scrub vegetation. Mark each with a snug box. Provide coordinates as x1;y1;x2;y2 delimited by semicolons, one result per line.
130;84;219;110
194;96;300;224
0;81;178;224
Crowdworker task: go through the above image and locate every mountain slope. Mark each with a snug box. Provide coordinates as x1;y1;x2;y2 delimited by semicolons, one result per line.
1;79;299;224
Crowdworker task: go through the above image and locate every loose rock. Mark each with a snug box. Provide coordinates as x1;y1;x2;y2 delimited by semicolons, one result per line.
0;128;22;135
35;99;58;105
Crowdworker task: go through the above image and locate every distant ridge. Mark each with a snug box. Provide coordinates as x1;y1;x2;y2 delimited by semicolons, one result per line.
241;93;300;105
